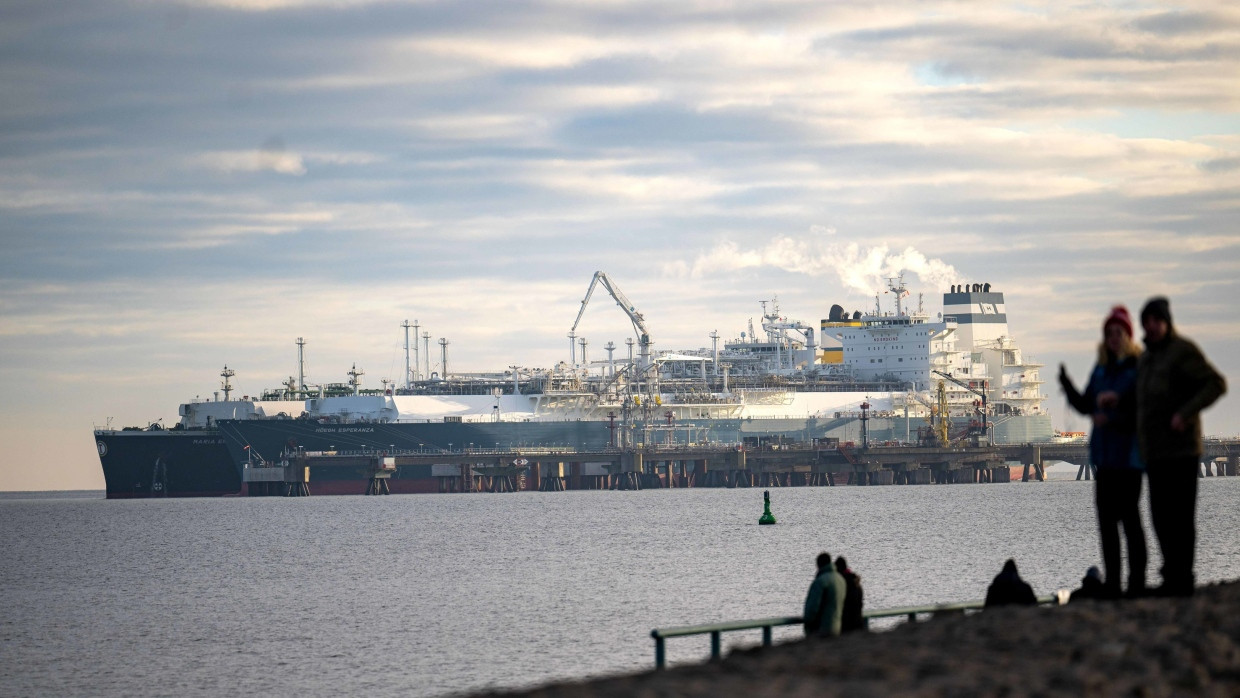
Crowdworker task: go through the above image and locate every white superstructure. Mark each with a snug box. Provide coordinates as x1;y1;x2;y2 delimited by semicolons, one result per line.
169;273;1051;444
820;276;1049;436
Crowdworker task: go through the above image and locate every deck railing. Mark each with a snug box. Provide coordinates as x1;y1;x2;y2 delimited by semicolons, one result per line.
650;591;1069;669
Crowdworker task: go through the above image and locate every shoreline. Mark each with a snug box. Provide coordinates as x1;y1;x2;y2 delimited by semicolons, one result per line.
484;581;1240;697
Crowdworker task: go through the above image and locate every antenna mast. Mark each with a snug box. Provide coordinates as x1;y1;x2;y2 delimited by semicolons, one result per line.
887;273;907;316
220;365;235;401
347;363;364;395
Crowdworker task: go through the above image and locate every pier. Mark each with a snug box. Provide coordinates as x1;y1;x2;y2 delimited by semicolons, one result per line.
241;439;1240;496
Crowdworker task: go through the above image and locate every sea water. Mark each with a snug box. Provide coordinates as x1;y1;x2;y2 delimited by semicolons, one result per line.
3;480;1240;697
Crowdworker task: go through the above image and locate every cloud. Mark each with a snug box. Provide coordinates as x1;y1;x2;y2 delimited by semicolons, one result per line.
193;138;307;175
3;0;1240;490
184;0;396;10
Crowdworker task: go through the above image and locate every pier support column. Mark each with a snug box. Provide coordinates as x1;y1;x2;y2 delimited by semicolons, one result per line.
539;462;567;491
613;453;642;490
365;475;391;495
1020;447;1045;482
283;461;311;496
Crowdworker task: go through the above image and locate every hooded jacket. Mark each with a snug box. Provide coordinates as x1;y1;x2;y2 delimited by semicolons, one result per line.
984;559;1037;608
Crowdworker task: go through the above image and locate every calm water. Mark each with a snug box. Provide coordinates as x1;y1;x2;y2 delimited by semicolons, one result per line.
3;480;1240;697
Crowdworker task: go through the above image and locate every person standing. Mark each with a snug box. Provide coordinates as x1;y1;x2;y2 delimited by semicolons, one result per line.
1058;305;1146;597
1136;297;1226;597
803;552;846;637
834;556;865;633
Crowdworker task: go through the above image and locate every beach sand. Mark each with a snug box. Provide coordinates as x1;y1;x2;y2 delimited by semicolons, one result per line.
485;581;1240;697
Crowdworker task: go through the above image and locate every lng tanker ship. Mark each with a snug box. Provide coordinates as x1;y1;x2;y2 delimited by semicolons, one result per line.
94;275;1053;497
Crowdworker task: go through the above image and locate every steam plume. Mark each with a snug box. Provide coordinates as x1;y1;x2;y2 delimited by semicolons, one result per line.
672;236;959;296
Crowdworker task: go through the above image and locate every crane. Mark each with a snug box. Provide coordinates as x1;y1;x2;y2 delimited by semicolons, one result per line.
932;370;990;446
571;271;653;373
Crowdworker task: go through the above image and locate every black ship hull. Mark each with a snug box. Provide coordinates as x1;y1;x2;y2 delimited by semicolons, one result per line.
94;430;240;498
98;413;1043;498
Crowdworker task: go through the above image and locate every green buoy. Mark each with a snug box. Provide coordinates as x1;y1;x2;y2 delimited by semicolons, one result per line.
759;490;776;525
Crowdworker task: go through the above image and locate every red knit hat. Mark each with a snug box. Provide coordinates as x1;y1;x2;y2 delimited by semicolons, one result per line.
1103;305;1133;337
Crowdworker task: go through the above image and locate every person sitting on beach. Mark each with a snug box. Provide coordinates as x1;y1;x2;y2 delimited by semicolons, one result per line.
803;552;846;637
1069;566;1108;602
984;559;1037;608
834;556;865;633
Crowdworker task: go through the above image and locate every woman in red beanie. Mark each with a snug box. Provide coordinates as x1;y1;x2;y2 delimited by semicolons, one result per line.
1059;305;1146;598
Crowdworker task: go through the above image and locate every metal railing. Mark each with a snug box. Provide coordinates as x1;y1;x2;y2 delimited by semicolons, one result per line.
650;591;1069;669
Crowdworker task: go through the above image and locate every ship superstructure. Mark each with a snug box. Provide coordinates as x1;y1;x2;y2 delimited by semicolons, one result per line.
819;276;1048;438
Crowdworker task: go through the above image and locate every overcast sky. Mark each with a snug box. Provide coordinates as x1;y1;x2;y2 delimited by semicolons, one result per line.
2;0;1238;490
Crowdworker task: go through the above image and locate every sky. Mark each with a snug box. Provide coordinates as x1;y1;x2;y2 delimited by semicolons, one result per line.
2;0;1238;490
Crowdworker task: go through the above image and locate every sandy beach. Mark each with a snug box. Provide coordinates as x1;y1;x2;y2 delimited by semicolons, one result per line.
485;581;1240;697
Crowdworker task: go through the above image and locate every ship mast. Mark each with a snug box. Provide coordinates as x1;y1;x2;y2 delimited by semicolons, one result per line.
220;365;235;402
347;363;364;395
887;273;907;316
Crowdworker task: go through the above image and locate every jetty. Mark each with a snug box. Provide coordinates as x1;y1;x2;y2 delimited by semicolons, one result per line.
243;438;1240;496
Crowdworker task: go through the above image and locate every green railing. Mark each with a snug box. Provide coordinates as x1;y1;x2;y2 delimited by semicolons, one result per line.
650;590;1069;669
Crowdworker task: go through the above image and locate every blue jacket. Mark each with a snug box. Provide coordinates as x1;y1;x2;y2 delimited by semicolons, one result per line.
1062;354;1141;470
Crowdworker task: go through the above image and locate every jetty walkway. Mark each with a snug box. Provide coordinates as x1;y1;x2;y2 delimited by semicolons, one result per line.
245;438;1240;495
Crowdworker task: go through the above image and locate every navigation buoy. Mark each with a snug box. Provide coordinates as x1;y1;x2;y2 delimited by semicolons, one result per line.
759;490;776;525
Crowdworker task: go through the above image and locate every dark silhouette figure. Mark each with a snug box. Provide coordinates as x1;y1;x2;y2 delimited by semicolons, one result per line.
1059;305;1147;597
1069;566;1109;602
834;556;865;633
802;552;846;637
984;559;1037;608
1136;297;1226;597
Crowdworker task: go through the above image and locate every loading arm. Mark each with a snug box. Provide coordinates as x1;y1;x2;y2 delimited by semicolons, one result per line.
571;271;652;371
932;370;990;445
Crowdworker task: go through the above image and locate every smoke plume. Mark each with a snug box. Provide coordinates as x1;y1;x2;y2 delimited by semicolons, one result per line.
671;236;959;296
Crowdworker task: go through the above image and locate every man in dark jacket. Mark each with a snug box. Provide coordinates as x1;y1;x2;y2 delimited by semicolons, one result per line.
834;556;865;633
1136;297;1226;597
803;552;846;637
984;559;1037;607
